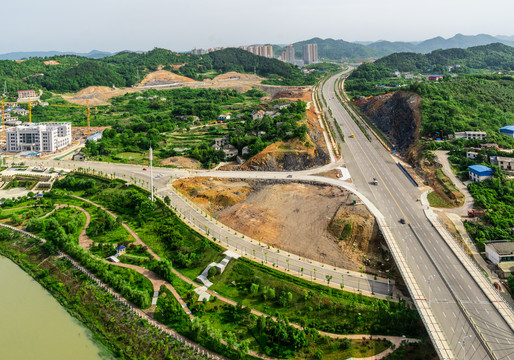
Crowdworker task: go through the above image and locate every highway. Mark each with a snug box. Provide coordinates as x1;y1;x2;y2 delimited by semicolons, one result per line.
22;70;514;359
321;73;514;359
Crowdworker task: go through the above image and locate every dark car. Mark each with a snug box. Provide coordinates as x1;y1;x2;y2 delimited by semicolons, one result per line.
400;218;406;224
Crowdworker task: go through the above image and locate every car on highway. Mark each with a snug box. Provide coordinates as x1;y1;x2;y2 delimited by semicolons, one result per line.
287;175;293;178
399;218;406;224
142;168;147;171
350;133;355;138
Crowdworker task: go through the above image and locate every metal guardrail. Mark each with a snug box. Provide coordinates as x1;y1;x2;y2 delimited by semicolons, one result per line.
397;162;419;187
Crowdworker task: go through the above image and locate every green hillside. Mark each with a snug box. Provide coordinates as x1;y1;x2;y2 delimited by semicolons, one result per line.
413;75;514;140
0;48;318;94
351;43;514;77
345;43;514;98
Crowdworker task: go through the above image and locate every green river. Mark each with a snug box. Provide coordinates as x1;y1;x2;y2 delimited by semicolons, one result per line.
0;256;110;359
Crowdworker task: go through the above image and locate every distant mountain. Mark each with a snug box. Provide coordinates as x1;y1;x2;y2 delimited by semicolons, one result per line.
292;34;514;61
367;41;418;54
496;35;514;42
415;33;514;53
0;50;113;60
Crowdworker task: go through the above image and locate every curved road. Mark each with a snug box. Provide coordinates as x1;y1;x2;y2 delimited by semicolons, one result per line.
22;70;514;359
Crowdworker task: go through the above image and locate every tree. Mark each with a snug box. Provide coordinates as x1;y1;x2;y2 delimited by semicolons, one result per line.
257;315;266;336
250;283;259;295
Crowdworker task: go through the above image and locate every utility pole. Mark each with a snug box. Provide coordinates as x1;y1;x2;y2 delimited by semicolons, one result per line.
150;146;154;201
1;100;5;140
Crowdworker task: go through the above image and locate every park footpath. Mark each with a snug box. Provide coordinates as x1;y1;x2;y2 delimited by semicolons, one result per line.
0;222;224;360
0;196;420;360
66;197;419;358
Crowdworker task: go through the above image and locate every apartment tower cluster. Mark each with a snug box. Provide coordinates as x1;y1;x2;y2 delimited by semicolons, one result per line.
279;45;296;62
191;45;274;58
302;43;318;65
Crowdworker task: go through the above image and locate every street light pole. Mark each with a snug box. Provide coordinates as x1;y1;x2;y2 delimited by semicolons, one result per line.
425;274;435;302
459;335;472;360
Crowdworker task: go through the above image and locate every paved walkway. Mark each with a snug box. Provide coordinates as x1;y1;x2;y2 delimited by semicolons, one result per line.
434;150;473;216
63;196;416;359
70;195;161;259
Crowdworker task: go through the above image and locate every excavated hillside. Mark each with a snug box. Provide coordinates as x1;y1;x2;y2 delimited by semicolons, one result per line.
173;177;396;275
354;91;422;163
240;102;330;171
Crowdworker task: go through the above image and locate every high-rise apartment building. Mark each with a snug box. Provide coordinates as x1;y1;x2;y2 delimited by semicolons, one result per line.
285;44;295;62
241;45;274;58
302;43;318;65
6;122;72;152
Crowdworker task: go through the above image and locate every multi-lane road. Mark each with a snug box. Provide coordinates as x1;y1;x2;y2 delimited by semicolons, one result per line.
23;69;514;359
321;73;514;359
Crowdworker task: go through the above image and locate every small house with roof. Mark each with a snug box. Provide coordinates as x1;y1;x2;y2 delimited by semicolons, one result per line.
486;242;514;264
466;151;479;160
72;152;85;161
496;156;514;170
87;132;103;142
252;110;265;120
428;75;443;81
217;114;231;121
222;144;238;159
468;165;493;182
115;245;126;256
500;125;514;138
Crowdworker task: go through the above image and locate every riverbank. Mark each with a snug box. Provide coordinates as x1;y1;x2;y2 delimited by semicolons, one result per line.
0;230;209;360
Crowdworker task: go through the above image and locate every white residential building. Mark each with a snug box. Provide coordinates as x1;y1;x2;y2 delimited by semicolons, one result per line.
466;151;479;160
486;242;514;265
496;156;514;170
7;122;72;152
454;131;487;140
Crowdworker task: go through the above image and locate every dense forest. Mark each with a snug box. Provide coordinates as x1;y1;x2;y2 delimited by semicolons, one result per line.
350;43;514;80
412;76;514;138
346;43;514;100
0;48;320;93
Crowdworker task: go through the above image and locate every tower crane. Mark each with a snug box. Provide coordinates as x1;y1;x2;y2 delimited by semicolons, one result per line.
50;102;96;138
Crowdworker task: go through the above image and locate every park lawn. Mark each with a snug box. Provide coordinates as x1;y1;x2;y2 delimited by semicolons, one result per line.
300;338;391;360
115;152;145;160
93;226;132;244
427;191;454;208
65;177;225;280
209;258;423;337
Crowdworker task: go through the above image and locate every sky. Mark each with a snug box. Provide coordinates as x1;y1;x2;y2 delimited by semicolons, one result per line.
2;0;513;53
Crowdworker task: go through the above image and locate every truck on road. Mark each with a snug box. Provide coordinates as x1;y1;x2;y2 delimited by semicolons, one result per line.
468;209;485;217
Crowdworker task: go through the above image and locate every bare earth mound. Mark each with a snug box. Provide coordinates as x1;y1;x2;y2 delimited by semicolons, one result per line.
174;177;392;274
62;86;136;106
212;72;263;81
139;70;196;86
159;156;202;169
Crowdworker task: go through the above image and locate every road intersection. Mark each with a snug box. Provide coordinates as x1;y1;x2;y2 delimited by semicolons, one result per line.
17;70;514;359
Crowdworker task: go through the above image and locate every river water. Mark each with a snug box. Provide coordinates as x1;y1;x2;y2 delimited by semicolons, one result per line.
0;256;110;359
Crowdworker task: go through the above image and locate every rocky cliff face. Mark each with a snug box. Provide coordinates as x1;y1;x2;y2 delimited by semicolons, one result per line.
355;91;422;163
240;136;330;171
